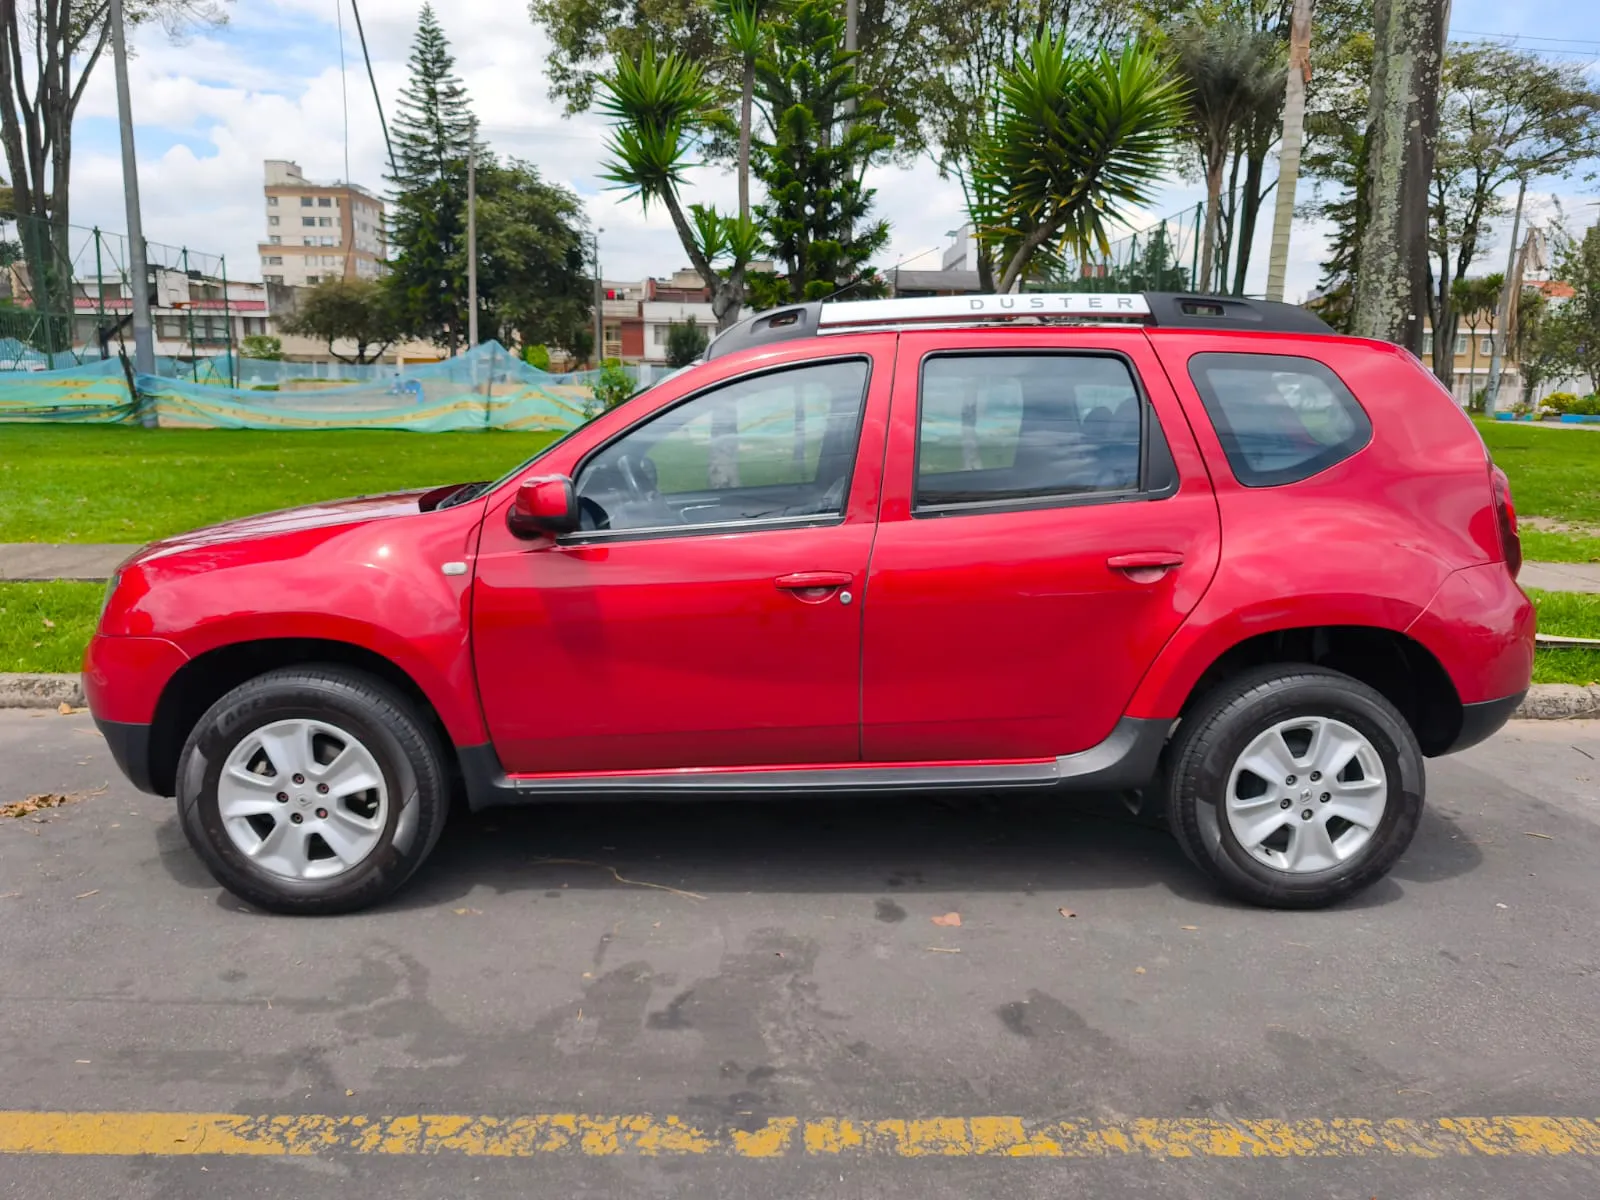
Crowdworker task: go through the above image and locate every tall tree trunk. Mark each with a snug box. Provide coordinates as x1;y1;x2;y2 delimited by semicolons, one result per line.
1432;240;1453;386
738;56;754;222
1466;318;1479;404
1199;156;1225;295
1231;151;1266;296
1266;0;1313;301
1351;0;1449;353
1217;149;1242;294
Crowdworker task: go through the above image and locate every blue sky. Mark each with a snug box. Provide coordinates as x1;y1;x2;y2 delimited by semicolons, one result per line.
63;0;1600;298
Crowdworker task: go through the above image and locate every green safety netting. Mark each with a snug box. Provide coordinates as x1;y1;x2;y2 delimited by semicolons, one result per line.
0;342;646;431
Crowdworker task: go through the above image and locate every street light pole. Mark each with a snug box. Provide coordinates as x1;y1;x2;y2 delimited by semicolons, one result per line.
109;0;155;408
592;227;604;368
466;122;478;350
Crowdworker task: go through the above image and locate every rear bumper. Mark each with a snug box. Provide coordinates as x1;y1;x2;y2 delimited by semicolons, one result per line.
95;717;159;795
1444;691;1526;754
1405;563;1536;706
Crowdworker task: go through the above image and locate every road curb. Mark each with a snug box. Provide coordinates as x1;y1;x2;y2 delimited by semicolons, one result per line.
2;673;1598;720
0;673;86;709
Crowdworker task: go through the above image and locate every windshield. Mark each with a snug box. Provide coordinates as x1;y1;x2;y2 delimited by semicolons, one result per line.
435;364;699;510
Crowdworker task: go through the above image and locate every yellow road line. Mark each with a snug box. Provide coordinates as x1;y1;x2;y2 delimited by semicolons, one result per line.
2;1113;1600;1159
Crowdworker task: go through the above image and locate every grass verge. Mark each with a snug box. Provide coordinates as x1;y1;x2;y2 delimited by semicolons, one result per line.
1528;588;1600;686
0;426;558;544
0;582;102;673
4;583;1595;691
1476;420;1600;563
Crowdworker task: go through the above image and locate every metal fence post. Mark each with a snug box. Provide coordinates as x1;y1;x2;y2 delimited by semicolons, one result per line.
220;253;235;388
182;247;197;383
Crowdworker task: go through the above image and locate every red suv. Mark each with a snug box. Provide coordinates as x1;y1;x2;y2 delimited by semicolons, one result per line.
85;293;1534;914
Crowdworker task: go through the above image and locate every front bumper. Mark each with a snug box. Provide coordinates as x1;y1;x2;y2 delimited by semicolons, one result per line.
1444;690;1527;754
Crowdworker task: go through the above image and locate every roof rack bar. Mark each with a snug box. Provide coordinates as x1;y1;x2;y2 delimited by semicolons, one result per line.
815;292;1150;327
703;290;1333;360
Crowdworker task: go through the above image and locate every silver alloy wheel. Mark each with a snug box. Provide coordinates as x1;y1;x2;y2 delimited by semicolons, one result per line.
1224;716;1388;874
216;718;389;881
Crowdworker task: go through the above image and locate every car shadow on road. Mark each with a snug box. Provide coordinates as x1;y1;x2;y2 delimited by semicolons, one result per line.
150;789;1484;915
403;789;1482;914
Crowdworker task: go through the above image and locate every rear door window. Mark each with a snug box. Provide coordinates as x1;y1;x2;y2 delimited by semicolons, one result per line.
915;353;1170;510
1188;353;1372;487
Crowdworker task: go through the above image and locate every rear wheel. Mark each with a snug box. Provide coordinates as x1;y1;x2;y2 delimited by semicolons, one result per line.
1165;666;1424;908
176;667;449;915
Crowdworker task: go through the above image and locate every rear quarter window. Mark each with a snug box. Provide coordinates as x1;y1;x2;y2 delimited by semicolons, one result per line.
1188;352;1372;487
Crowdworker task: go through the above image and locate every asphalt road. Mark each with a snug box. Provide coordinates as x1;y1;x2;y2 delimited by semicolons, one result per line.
2;709;1598;1199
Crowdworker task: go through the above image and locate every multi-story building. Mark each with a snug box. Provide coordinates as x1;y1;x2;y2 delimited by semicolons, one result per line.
259;160;386;288
600;269;756;364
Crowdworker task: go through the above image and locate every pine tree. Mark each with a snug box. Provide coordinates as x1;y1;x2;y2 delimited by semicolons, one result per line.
749;0;891;306
386;4;481;352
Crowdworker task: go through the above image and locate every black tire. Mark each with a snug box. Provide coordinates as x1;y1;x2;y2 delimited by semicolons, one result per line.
1165;665;1425;909
176;667;450;915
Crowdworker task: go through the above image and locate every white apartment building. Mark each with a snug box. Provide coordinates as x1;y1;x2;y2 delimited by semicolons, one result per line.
259;160;386;288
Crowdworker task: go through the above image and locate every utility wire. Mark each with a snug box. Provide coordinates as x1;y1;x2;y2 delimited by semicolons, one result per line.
348;0;397;182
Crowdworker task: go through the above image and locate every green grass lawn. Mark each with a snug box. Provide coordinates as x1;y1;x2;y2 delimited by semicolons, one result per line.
0;582;102;673
1476;420;1600;563
6;579;1595;688
1527;588;1600;686
0;426;558;544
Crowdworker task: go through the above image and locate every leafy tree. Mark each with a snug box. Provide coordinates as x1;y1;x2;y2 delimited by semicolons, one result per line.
0;0;226;348
1450;273;1501;400
1424;46;1600;388
1512;287;1556;406
530;0;941;161
473;159;592;354
280;279;404;365
596;46;757;329
1164;19;1282;294
750;0;891;304
666;317;709;366
1108;221;1191;292
1550;225;1600;397
523;343;552;370
970;37;1185;294
240;334;283;361
385;3;480;353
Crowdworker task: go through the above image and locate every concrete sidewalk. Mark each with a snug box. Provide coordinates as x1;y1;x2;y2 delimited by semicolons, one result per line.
0;543;137;582
2;540;1600;593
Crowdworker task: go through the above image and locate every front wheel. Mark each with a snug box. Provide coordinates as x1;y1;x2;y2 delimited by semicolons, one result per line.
176;667;450;915
1165;666;1425;909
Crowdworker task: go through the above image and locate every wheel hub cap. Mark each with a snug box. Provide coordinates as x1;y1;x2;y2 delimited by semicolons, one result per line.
217;718;388;881
1224;716;1387;874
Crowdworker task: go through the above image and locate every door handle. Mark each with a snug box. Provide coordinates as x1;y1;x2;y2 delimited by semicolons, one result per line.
775;571;853;590
1107;552;1184;580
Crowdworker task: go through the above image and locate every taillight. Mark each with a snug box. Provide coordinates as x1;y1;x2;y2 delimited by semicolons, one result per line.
1490;464;1521;578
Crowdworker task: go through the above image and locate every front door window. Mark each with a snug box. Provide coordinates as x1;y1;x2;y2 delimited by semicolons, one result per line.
574;359;870;535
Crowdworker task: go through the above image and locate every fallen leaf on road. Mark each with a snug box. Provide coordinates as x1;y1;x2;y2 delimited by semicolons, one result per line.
925;946;961;953
74;890;99;899
75;1060;90;1064
931;912;962;927
1181;925;1199;931
57;701;71;715
0;892;20;899
1495;902;1508;909
1524;832;1553;840
345;1090;355;1097
2;786;107;820
1134;966;1146;975
1058;908;1076;919
452;907;481;916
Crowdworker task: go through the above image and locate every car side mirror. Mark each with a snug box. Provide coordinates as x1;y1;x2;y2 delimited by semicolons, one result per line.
507;475;580;538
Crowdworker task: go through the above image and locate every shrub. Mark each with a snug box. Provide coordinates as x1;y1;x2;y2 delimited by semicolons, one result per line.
241;334;283;361
1543;392;1581;414
665;318;709;368
522;343;551;371
589;358;635;413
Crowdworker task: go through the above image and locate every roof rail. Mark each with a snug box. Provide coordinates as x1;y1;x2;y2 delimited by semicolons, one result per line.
704;291;1332;360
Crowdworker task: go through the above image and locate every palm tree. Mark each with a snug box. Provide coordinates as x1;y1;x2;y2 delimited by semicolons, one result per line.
717;0;769;223
1452;274;1503;405
971;37;1187;294
596;47;754;330
1166;21;1283;293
